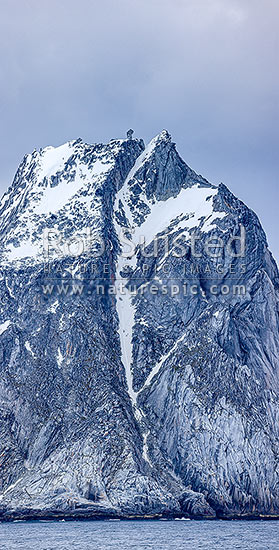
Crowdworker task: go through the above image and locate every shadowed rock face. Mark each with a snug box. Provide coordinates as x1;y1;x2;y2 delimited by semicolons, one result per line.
0;131;279;520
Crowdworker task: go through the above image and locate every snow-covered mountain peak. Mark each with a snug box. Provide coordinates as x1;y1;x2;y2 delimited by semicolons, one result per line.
0;131;225;268
0;136;144;265
0;130;279;521
114;131;218;233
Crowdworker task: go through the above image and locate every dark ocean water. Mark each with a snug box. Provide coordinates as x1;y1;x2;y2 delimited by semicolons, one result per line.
0;519;278;550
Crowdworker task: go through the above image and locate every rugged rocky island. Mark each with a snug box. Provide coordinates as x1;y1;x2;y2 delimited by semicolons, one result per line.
0;130;279;521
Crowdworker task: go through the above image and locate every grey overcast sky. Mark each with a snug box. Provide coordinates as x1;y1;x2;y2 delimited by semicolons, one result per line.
0;0;278;258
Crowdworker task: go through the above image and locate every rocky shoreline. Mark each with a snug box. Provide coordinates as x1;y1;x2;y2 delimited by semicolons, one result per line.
1;508;279;522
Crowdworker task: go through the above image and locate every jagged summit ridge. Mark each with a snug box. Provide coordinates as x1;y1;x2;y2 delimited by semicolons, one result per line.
0;130;219;265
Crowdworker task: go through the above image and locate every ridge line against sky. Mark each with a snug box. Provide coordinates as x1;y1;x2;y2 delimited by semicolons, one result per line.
0;0;278;259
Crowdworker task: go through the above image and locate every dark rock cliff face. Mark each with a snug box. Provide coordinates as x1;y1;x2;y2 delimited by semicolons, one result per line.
0;131;279;520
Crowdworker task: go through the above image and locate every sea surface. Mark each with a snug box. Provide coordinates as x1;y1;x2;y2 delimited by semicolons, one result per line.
0;519;278;550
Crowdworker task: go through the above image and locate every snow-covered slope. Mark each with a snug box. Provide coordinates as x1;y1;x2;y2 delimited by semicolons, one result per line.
0;138;142;264
0;131;279;520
